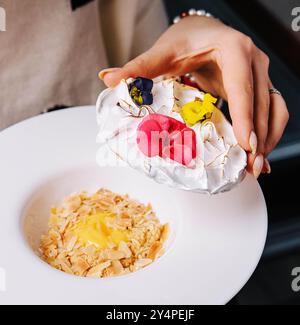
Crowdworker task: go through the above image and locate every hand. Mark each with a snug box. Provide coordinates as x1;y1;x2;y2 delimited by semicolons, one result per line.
99;16;289;178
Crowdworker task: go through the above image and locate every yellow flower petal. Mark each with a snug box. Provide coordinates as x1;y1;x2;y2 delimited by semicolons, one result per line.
180;93;217;126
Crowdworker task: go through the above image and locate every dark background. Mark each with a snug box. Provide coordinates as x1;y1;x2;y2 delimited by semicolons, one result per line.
164;0;300;305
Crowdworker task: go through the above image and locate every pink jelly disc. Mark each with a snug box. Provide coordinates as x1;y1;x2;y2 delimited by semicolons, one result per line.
137;114;197;166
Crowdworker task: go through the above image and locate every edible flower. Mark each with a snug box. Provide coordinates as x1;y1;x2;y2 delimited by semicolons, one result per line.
137;114;197;166
180;93;217;126
129;77;154;106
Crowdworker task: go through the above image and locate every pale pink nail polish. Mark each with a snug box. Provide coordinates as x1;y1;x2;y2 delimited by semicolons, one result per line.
253;154;264;179
249;131;258;155
264;158;271;174
98;68;121;80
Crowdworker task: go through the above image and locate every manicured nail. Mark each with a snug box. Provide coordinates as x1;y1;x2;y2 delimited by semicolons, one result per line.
98;68;121;80
249;131;258;155
264;158;271;174
253;154;264;179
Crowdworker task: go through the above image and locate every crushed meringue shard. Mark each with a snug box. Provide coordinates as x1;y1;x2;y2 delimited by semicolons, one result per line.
96;78;247;194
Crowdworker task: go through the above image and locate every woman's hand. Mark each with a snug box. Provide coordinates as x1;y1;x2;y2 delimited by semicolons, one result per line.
99;16;289;178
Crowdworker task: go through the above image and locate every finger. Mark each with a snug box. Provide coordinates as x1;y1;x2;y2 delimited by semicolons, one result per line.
264;86;289;156
99;68;122;80
103;45;174;87
262;158;272;174
221;47;255;153
246;50;271;179
247;152;265;179
252;49;270;156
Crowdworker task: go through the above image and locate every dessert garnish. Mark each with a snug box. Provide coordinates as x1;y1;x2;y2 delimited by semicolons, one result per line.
180;93;217;126
129;77;154;106
137;114;197;166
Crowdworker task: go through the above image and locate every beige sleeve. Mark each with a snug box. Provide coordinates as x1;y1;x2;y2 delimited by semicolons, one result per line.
130;0;169;59
99;0;169;67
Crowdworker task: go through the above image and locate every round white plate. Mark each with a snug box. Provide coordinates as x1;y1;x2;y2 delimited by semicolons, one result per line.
0;106;267;305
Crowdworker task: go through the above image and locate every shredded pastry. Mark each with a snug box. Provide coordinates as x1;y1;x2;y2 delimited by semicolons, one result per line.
39;189;169;278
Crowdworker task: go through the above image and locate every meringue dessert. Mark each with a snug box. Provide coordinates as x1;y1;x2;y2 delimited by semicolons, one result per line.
96;78;247;194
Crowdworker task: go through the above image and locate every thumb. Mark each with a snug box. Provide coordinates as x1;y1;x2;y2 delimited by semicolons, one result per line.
103;46;173;87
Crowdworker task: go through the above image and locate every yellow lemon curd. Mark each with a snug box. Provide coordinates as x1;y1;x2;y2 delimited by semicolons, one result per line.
180;93;218;126
71;213;128;249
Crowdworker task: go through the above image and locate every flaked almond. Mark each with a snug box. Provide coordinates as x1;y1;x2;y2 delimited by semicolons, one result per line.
111;260;124;275
71;257;90;275
103;249;126;260
148;242;162;260
102;266;115;278
66;236;77;252
64;194;82;212
134;258;152;270
160;223;170;243
86;261;111;278
59;260;73;274
119;241;132;258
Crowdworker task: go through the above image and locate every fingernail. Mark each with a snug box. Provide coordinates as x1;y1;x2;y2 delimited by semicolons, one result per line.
98;68;121;80
253;154;264;179
264;158;272;174
249;131;258;155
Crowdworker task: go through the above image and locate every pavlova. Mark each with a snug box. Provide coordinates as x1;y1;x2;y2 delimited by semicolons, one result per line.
96;77;247;194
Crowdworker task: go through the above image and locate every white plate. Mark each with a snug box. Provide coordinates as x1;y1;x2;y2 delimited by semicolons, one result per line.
0;106;267;305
